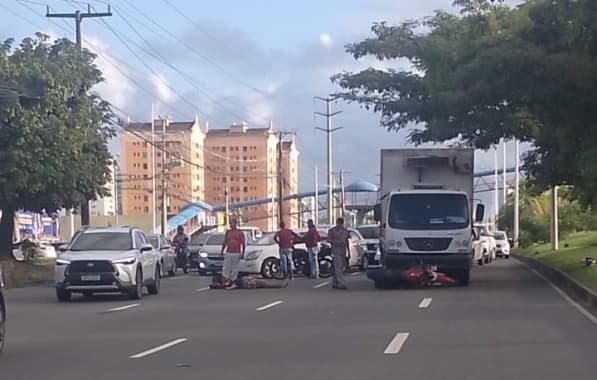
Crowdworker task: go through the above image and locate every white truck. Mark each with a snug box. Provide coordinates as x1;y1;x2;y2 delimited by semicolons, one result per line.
372;148;485;287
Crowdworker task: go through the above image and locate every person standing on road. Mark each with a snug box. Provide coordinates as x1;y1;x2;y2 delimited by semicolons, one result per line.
304;219;321;278
327;217;350;290
274;221;300;280
221;219;246;288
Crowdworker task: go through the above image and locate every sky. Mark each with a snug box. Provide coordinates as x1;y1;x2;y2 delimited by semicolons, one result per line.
1;0;525;213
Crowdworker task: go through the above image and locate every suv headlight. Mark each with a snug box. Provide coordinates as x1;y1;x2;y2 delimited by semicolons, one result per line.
56;258;71;266
112;257;136;265
199;252;208;258
244;250;261;261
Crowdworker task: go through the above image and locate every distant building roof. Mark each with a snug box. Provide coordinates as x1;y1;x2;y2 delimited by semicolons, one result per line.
127;120;196;131
206;126;272;136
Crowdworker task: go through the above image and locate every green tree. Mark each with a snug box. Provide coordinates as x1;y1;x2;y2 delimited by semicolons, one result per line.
333;0;597;203
0;33;115;260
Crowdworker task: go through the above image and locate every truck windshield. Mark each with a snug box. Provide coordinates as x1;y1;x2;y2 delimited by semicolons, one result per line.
388;193;469;230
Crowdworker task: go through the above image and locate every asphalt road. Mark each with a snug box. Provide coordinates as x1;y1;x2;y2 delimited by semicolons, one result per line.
1;259;597;380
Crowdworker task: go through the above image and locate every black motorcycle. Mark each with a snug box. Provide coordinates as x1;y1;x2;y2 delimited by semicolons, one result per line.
175;246;190;274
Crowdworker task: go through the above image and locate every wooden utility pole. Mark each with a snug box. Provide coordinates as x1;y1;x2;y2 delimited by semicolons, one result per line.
47;4;112;226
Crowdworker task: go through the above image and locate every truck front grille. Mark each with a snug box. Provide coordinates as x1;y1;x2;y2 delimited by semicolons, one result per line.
405;238;452;251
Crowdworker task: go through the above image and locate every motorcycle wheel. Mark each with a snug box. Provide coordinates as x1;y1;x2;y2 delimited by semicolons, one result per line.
318;258;333;278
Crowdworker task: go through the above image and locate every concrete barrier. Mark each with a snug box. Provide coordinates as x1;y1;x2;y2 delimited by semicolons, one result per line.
514;254;597;315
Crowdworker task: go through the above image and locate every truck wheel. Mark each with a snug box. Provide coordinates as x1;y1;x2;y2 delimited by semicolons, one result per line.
458;270;470;286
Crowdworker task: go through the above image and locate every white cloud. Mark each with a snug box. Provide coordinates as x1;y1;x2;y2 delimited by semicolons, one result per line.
319;33;332;47
83;36;136;112
151;73;176;104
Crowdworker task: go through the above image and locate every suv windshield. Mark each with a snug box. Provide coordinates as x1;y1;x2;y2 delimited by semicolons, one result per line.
494;232;506;240
70;232;133;251
389;193;470;230
357;226;379;239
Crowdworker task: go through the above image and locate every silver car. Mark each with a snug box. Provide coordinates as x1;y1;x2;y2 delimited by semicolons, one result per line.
55;227;161;301
147;234;177;277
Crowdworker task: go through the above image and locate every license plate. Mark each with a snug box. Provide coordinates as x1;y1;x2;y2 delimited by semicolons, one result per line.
81;274;100;281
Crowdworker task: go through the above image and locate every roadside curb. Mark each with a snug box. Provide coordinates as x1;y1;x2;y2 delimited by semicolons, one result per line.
514;254;597;315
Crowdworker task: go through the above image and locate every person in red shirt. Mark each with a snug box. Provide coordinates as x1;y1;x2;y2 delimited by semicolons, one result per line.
274;221;300;280
304;219;321;278
220;218;246;288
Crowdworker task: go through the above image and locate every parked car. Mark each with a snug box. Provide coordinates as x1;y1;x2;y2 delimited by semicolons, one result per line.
0;269;5;354
472;227;489;266
147;233;177;277
195;232;282;278
12;240;57;261
493;231;511;258
54;226;161;301
356;224;381;266
239;226;263;242
474;224;497;264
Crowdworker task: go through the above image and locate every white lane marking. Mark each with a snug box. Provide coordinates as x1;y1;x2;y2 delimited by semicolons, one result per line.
313;282;329;289
130;338;188;359
383;333;410;354
418;298;432;309
351;272;361;276
256;301;283;311
521;262;597;326
169;275;189;281
105;303;140;313
196;287;210;292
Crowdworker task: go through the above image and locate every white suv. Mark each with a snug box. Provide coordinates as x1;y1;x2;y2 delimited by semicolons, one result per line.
55;227;161;302
493;231;510;258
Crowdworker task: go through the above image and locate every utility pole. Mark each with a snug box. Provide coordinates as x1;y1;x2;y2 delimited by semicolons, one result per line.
314;165;319;226
47;4;112;227
315;96;343;226
113;158;119;226
161;118;167;235
493;146;499;230
550;186;559;251
514;139;520;248
150;104;156;233
339;170;346;221
502;139;507;208
277;131;284;224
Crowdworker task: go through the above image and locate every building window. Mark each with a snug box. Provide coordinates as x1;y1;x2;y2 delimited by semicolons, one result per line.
143;163;148;170
144;195;148;202
243;187;248;193
143;152;147;158
243;146;247;152
144;206;149;213
222;147;226;153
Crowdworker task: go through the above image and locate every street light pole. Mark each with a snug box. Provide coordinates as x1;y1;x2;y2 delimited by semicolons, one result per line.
514;140;520;248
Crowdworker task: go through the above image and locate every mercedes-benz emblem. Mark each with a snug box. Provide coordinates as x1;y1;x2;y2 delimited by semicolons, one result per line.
424;240;433;249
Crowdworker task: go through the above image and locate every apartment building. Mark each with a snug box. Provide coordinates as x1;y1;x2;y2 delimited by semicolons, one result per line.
90;164;116;216
120;117;205;218
204;122;299;231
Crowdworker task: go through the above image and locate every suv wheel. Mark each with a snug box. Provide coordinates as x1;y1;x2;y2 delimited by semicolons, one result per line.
56;287;71;302
128;268;143;300
148;266;161;295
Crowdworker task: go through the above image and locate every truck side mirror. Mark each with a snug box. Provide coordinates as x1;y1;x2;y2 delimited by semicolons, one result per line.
373;204;381;222
474;204;485;223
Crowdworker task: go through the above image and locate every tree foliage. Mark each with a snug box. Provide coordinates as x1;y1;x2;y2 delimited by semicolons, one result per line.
333;0;597;203
0;33;115;258
498;183;597;247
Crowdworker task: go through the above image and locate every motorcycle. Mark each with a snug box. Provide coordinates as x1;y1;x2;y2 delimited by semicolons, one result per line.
317;244;334;279
174;246;190;274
